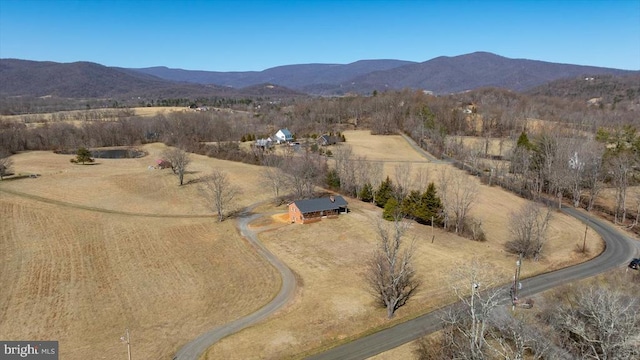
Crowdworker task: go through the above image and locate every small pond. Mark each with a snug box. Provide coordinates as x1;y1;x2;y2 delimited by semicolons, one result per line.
90;149;147;159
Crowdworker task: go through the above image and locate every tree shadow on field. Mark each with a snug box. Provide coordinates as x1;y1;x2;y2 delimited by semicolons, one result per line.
184;175;205;185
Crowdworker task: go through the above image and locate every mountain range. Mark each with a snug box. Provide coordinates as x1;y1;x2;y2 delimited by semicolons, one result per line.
1;52;637;99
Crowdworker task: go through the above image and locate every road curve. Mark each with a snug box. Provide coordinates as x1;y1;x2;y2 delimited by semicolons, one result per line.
0;188;297;360
174;209;297;360
306;206;638;360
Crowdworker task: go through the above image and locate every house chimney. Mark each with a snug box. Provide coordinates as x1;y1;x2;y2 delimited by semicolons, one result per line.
330;195;335;203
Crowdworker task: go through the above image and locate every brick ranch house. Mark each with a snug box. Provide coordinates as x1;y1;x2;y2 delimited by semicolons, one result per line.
289;195;348;224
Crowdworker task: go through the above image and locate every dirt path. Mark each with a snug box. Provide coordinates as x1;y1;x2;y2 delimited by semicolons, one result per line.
174;207;297;360
399;132;449;164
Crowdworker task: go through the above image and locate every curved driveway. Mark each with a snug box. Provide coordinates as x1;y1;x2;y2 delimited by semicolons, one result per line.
174;210;297;360
306;206;638;360
0;188;297;360
172;136;638;360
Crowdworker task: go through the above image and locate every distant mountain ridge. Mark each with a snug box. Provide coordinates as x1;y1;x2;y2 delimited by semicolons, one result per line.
131;52;637;95
1;52;637;99
133;60;416;89
0;59;303;99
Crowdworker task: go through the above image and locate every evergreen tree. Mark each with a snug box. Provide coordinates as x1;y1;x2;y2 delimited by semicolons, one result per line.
516;131;533;150
383;197;401;221
375;176;394;208
359;182;374;202
421;182;443;226
326;169;341;190
401;190;422;220
70;147;94;165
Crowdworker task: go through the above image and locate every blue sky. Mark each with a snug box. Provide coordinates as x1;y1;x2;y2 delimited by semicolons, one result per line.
1;0;639;71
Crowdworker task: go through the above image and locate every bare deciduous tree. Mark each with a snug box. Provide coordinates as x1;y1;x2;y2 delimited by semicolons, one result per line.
162;147;191;186
261;154;289;202
333;145;357;196
630;191;640;230
505;203;552;260
352;156;372;199
532;132;560;196
286;152;326;199
366;217;419;318
413;167;430;192
583;145;606;212
366;160;384;204
441;260;506;359
417;260;552;360
608;151;635;224
442;170;479;235
201;169;238;222
547;286;639;359
394;162;414;200
554;138;582;208
488;310;553;360
437;168;451;230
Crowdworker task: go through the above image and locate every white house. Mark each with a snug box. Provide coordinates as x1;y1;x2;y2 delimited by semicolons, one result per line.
274;128;294;144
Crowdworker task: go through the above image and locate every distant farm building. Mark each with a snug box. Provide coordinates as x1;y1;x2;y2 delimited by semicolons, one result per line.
255;138;273;149
274;128;294;144
317;134;338;146
289;195;348;224
156;159;172;169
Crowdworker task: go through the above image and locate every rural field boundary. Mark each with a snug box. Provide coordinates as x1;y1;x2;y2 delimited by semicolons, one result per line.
0;187;215;218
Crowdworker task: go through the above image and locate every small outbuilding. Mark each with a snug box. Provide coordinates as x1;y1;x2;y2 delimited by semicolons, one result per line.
317;134;337;146
156;159;172;169
289;195;348;224
255;138;273;149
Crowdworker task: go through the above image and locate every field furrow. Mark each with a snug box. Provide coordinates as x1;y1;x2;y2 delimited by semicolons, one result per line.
0;146;279;359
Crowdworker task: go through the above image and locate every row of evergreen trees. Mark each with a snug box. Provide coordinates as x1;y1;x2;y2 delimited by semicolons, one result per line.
328;173;444;226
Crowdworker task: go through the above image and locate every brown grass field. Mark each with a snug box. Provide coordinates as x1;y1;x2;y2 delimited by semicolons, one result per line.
202;131;604;359
451;135;515;157
0;107;187;127
0;118;626;359
0;144;280;359
0;107;246;127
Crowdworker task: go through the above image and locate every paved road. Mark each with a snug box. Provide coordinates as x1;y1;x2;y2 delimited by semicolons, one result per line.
306;206;638;360
172;134;639;359
174;209;297;360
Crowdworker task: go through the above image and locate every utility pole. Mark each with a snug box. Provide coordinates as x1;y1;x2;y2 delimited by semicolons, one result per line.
431;215;435;243
582;222;589;253
121;328;131;360
512;253;522;311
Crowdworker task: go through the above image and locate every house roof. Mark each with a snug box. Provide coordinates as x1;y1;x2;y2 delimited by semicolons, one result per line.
293;196;348;213
277;128;293;137
318;134;337;143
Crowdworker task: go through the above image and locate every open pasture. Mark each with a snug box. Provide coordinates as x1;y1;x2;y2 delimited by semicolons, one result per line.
203;131;603;359
0;106;186;128
0;144;279;359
